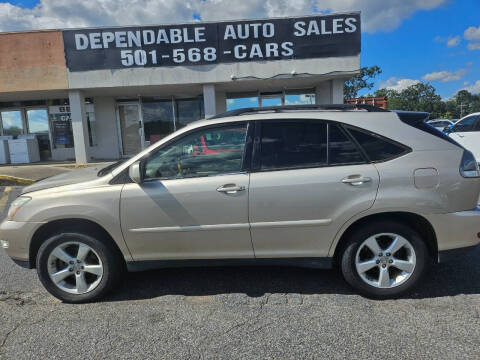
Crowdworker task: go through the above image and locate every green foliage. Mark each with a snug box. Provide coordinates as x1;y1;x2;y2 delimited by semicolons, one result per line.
374;83;480;120
344;65;479;119
344;66;382;99
3;126;22;138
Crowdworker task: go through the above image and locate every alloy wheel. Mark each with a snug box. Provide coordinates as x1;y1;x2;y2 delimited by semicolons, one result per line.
355;233;416;289
47;242;104;294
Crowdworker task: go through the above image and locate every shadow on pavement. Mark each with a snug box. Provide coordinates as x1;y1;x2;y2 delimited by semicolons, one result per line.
104;247;480;302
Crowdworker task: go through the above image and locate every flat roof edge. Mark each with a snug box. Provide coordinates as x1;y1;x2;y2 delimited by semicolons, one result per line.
0;29;62;35
0;11;361;34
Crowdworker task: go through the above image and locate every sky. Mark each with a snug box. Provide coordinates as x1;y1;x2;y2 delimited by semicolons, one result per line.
0;0;479;99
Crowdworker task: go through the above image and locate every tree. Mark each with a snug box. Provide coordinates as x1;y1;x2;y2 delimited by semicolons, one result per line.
374;88;404;109
374;82;444;118
444;99;459;119
4;126;22;138
401;83;444;117
344;66;382;99
455;90;473;117
374;81;480;119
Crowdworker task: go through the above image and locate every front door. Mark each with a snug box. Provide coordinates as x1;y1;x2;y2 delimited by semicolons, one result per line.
249;120;380;258
120;122;254;261
118;104;143;156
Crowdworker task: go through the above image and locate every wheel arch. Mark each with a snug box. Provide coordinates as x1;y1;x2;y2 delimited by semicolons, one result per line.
29;218;126;269
331;212;438;267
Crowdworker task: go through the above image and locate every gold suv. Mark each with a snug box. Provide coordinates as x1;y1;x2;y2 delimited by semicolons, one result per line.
2;105;480;302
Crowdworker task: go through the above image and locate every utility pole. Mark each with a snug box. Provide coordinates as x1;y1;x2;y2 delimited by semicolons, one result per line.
459;103;467;118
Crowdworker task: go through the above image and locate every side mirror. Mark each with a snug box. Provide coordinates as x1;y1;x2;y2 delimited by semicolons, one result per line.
443;125;453;134
129;161;143;184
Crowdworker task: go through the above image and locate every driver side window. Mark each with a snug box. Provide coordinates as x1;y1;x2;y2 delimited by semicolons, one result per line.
453;116;478;132
144;123;248;180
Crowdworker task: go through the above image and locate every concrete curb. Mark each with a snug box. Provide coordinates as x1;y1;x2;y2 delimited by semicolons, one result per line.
0;175;35;185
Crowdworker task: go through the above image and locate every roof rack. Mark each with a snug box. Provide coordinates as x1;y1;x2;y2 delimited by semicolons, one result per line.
209;104;389;119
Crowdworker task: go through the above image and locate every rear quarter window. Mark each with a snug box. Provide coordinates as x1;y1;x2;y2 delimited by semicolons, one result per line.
345;126;410;162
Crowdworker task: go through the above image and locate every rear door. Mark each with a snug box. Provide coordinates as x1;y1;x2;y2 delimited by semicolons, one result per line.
450;115;480;160
248;119;380;258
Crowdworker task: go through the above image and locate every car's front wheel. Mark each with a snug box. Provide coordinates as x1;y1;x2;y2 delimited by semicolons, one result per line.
340;221;429;299
36;232;123;303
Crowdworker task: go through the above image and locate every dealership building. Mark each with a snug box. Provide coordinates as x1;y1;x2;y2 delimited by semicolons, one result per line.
0;12;360;164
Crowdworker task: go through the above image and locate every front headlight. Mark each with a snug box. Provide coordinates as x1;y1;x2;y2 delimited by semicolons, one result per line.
7;196;31;221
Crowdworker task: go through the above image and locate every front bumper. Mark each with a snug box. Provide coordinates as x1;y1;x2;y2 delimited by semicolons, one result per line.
424;207;480;262
0;220;44;268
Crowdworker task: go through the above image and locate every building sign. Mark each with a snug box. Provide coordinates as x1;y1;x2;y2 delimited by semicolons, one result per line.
62;13;360;72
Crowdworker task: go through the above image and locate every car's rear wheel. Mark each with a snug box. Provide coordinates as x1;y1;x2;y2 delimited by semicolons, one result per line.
340;221;429;299
36;232;123;303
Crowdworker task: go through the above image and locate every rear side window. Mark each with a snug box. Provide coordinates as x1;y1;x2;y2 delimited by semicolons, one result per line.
259;121;327;170
328;124;365;165
346;126;409;162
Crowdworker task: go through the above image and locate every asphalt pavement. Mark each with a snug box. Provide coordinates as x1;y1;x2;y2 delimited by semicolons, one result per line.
0;186;479;359
0;162;113;183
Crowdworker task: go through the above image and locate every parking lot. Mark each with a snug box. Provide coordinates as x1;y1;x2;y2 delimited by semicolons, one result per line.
0;186;479;359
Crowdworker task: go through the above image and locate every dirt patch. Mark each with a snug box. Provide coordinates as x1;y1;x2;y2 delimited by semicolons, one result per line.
0;179;31;186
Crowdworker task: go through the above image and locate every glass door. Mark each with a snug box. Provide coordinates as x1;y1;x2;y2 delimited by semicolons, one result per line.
26;108;52;160
118;104;143;156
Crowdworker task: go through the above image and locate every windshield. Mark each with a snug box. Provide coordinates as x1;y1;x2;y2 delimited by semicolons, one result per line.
97;159;126;177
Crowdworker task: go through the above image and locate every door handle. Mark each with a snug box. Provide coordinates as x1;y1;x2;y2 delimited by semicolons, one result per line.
342;176;372;186
217;184;246;194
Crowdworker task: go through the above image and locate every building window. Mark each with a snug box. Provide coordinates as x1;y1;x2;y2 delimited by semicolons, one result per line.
260;93;283;107
142;100;174;144
227;94;259;111
175;98;204;129
285;91;315;105
49;106;74;149
138;97;204;146
226;89;316;111
1;110;24;138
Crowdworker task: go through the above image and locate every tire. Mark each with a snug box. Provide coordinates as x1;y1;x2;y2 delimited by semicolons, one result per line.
340;221;429;299
36;232;123;303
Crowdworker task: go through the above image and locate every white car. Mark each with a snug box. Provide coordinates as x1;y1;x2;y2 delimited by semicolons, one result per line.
427;119;454;131
447;113;480;162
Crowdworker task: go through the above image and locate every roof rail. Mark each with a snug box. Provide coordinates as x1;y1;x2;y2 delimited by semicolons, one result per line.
209;104;389;119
